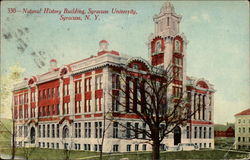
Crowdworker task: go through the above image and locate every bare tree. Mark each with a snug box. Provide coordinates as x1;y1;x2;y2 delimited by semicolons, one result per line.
109;64;198;160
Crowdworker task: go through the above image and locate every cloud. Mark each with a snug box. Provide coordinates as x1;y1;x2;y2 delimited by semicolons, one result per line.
190;13;211;23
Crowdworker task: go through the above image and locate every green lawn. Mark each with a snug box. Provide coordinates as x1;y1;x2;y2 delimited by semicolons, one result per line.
1;148;249;160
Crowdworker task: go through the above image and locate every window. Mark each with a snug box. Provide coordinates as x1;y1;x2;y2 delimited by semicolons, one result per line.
209;127;212;139
63;84;69;96
51;88;55;98
113;144;119;152
95;122;102;138
238;119;241;124
113;122;118;138
75;101;81;113
84;122;91;138
174;40;180;53
126;122;131;138
194;127;197;138
142;123;146;139
203;127;206;138
47;88;50;99
209;143;211;148
95;98;102;112
56;124;60;138
38;125;41;137
63;102;69;115
94;144;98;151
199;127;202;138
84;100;91;112
75;123;81;138
243;127;245;133
186;126;190;139
133;64;139;69
239;127;241;133
24;126;28;137
52;124;55;138
155;40;161;53
135;123;139;138
95;75;102;90
75;80;82;94
62;125;69;138
173;86;182;97
142;144;147;151
135;144;139;151
51;143;54;149
85;78;91;92
127;144;131;152
243;137;245;142
56;143;59;149
47;124;50;138
112;96;119;112
112;74;120;89
43;125;45;137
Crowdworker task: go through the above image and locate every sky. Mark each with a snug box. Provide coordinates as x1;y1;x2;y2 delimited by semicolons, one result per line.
1;1;249;124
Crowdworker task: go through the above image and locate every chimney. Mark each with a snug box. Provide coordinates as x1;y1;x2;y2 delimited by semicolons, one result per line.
50;59;57;71
99;40;109;52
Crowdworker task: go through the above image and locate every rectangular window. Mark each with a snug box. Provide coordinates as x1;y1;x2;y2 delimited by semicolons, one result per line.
95;75;102;90
56;124;59;138
47;88;50;99
194;127;197;139
134;123;139;139
199;127;202;138
85;78;91;92
75;123;81;138
75;80;82;94
113;122;118;138
63;103;69;115
112;74;120;89
203;127;206;138
209;127;212;139
142;123;146;139
186;126;190;139
112;96;119;112
52;124;55;138
84;122;91;138
135;144;139;151
47;124;50;138
38;125;41;137
113;145;119;152
142;144;147;151
127;144;131;152
75;101;81;113
43;125;45;138
51;88;54;98
126;122;131;138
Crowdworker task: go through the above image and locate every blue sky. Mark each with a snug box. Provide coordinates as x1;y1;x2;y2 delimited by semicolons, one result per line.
1;1;249;124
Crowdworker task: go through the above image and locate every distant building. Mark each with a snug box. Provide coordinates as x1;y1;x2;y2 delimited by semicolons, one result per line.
214;123;235;138
234;108;250;150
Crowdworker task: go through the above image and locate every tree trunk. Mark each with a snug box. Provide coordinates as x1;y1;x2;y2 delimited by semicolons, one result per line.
152;139;160;160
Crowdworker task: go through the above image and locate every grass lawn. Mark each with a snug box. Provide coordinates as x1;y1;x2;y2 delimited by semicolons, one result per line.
1;148;249;160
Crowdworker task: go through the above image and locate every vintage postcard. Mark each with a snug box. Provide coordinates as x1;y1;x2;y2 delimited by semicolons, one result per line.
0;1;249;160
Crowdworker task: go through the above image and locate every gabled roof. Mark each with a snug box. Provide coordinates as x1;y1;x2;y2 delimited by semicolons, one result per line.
235;108;250;116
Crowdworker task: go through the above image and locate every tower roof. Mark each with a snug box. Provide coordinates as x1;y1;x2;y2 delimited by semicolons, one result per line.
160;1;175;14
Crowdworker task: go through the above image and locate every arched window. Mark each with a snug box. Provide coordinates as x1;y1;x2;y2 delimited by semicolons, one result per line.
155;40;161;53
62;125;69;138
175;40;180;53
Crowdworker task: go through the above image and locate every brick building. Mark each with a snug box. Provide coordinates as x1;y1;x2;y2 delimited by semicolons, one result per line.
12;2;215;152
